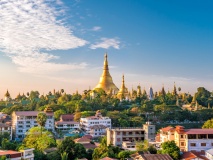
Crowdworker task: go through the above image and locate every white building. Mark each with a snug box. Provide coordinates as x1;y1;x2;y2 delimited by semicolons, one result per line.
20;148;34;160
0;123;12;140
80;110;111;137
55;121;79;132
55;114;79;132
206;148;213;160
11;107;54;139
158;125;213;152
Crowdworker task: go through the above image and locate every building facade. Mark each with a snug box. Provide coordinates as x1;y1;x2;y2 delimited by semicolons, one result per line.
0;123;12;140
159;125;213;152
80;110;111;137
12;107;54;139
106;122;156;147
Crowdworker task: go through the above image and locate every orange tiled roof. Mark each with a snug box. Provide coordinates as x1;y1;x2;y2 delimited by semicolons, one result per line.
161;126;174;132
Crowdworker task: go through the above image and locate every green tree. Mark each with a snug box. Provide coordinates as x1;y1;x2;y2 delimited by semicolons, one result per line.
157;141;180;160
118;151;134;160
23;127;56;151
54;109;66;121
58;137;75;159
36;112;47;136
74;112;81;122
61;152;68;160
202;118;213;128
1;139;17;150
73;143;87;159
136;140;149;151
46;151;61;160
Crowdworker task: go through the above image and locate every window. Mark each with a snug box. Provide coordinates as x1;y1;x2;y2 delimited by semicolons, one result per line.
18;130;23;133
190;143;196;147
117;138;121;142
181;135;184;138
212;143;213;146
201;143;206;146
208;134;213;139
117;132;120;135
198;134;207;139
181;142;185;146
188;134;196;139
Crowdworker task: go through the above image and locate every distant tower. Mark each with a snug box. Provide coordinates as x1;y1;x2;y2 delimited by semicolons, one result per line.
117;75;129;100
137;84;142;97
94;53;119;94
172;82;177;96
4;90;11;101
142;87;147;96
149;87;154;100
160;85;166;96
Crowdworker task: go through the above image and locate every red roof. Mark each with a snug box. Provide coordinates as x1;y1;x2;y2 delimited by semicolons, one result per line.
161;126;174;132
100;157;118;160
60;114;74;121
75;137;91;143
0;150;22;158
14;111;53;116
184;129;213;134
81;143;97;149
82;135;93;140
55;121;79;125
181;151;208;160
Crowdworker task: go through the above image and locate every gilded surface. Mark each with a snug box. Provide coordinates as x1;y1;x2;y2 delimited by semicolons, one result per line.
94;54;119;94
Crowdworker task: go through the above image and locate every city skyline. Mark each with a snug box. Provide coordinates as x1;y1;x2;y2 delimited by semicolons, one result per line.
0;0;213;98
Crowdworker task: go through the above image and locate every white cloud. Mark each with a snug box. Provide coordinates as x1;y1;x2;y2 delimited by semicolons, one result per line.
0;0;88;74
90;38;120;49
92;26;101;31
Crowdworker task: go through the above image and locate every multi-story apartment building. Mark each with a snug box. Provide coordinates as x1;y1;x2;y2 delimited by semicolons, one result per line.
80;110;111;137
159;125;213;152
106;122;155;147
0;123;12;140
11;107;54;139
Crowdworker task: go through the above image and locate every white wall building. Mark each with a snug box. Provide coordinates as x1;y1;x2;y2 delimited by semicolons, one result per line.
12;107;54;139
20;148;34;160
55;121;79;132
0;123;12;140
80;110;111;137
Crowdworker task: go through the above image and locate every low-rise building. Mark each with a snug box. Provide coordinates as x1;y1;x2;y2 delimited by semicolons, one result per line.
55;121;79;132
0;150;22;160
0;123;12;140
19;148;34;160
205;148;213;160
80;110;111;137
11;107;54;139
159;125;213;152
130;151;173;160
106;122;155;147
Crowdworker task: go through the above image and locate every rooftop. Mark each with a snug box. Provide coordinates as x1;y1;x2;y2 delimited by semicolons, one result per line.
184;129;213;134
14;111;53;116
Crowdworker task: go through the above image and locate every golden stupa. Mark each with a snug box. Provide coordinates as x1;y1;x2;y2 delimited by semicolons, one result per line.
117;74;129;100
94;54;119;94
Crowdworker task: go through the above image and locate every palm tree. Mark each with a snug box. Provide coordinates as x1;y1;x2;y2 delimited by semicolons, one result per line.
36;112;47;136
61;152;68;160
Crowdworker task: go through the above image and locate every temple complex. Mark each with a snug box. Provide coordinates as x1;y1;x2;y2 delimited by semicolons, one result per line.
93;54;119;94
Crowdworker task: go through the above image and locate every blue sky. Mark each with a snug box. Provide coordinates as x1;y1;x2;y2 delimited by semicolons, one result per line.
0;0;213;98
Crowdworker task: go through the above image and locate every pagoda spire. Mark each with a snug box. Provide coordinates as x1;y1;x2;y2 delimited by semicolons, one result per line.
94;53;119;94
117;74;129;100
